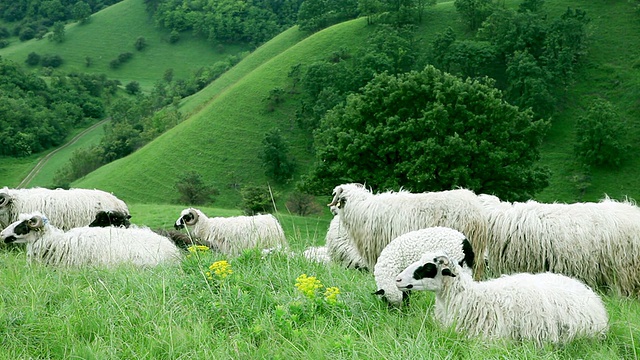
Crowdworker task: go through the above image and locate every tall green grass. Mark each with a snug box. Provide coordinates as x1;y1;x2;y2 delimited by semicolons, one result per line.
0;207;637;359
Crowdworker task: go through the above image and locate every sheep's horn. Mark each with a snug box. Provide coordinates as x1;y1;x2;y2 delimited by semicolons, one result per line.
0;193;10;208
27;215;44;229
327;187;343;207
185;209;199;225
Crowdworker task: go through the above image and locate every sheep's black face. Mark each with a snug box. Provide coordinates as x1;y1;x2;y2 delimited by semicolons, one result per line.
174;213;192;230
89;211;131;228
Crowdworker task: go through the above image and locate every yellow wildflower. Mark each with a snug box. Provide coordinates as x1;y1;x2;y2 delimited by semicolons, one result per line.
295;274;323;299
324;287;340;305
209;260;233;279
187;245;210;254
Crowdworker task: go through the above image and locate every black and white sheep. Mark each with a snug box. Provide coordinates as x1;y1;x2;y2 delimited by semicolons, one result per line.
373;227;474;307
0;187;130;231
88;210;131;228
396;251;609;346
479;194;640;296
0;212;182;267
327;183;488;278
174;208;288;256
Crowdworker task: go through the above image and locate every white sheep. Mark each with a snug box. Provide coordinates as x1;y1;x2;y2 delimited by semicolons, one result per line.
0;187;130;231
373;227;475;307
0;212;182;267
479;194;640;296
328;183;488;278
304;214;367;270
174;208;288;256
396;251;609;346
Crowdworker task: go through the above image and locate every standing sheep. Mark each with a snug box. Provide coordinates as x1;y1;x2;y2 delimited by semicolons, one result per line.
0;212;182;267
0;187;130;231
174;208;288;256
479;194;640;296
395;252;609;346
373;227;474;307
327;183;488;278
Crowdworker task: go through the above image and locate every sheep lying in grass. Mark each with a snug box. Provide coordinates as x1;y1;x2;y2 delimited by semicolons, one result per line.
479;194;640;296
328;183;488;278
174;208;288;256
0;212;182;267
396;251;609;346
0;187;129;231
373;227;474;307
88;210;131;228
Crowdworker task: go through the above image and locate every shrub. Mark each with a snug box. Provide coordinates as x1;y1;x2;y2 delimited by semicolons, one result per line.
25;52;41;66
285;191;322;216
240;185;278;215
175;171;219;205
41;54;63;68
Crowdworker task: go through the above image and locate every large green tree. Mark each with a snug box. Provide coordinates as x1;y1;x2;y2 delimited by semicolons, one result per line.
305;65;549;201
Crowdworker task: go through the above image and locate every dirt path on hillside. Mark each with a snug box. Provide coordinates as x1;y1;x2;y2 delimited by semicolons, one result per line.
18;118;110;189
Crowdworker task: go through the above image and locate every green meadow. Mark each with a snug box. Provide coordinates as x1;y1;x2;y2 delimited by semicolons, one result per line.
1;1;640;357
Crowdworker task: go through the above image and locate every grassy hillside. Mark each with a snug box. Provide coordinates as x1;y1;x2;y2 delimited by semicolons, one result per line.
5;0;640;208
73;17;377;208
0;0;249;91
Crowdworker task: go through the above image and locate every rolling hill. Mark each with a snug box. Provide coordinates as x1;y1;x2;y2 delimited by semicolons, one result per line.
3;0;640;209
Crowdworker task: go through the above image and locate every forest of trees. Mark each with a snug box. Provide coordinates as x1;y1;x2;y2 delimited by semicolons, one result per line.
2;0;619;203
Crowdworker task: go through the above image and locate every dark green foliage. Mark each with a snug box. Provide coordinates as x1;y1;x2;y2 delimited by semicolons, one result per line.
454;0;495;31
285;191;322;216
305;65;550;201
0;58;110;157
25;52;41;66
134;36;147;51
52;146;106;187
264;87;286;112
125;81;141;95
240;185;277;215
50;21;66;43
260;128;296;183
72;1;92;24
574;98;629;168
175;171;219;205
110;52;134;69
152;0;303;46
298;0;359;32
0;39;9;49
169;29;180;44
41;54;64;68
85;56;92;67
505;50;554;118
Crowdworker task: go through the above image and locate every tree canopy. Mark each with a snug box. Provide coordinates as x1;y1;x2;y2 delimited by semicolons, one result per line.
305;65;550;201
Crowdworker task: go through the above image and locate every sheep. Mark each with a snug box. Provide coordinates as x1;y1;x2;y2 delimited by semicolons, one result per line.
373;227;475;307
395;251;609;346
0;212;182;267
174;208;288;256
479;194;640;296
327;183;488;278
304;214;367;270
0;187;130;231
88;210;131;228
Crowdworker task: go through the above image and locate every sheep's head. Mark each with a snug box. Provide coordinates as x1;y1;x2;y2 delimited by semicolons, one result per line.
0;212;48;244
88;210;131;228
327;183;366;209
395;252;458;292
174;208;199;230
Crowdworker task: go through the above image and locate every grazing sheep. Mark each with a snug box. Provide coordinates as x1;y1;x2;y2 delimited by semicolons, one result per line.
479;194;640;296
304;213;367;270
328;183;488;278
0;187;129;231
0;212;182;267
174;208;288;256
396;252;609;346
373;227;474;307
88;210;131;228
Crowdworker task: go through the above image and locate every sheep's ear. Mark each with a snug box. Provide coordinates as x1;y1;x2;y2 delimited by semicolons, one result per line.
441;268;456;277
373;289;385;296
